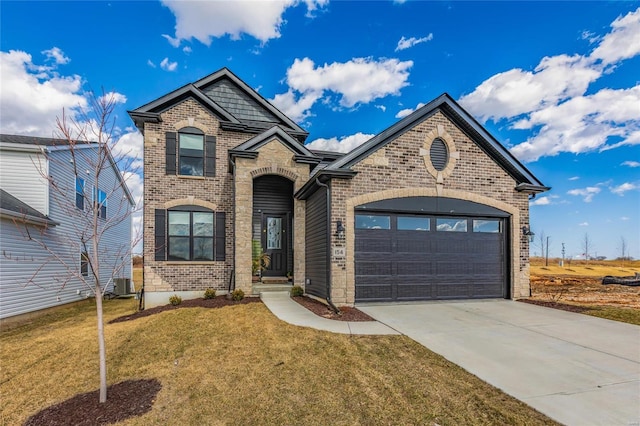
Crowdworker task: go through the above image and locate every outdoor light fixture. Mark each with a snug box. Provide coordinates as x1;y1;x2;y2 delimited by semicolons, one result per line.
336;220;345;237
522;226;535;242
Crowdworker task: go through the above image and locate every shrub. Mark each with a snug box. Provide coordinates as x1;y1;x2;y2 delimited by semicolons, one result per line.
290;285;304;297
204;288;216;299
231;289;244;301
169;295;182;306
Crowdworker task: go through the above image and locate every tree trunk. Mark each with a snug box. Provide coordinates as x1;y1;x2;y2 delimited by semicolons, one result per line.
95;286;107;403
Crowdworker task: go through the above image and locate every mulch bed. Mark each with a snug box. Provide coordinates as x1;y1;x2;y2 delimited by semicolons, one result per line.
292;296;374;321
24;379;161;426
109;296;262;324
518;299;591;313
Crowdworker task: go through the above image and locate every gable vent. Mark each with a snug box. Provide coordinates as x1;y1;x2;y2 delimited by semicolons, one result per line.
430;138;449;171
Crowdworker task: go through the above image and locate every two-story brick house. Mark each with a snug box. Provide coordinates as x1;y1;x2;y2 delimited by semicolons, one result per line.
129;68;548;308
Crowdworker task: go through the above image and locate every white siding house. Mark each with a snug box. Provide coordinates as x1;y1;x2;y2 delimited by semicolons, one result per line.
0;134;135;320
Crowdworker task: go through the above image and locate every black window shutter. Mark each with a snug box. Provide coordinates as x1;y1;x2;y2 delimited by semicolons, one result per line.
166;132;177;175
215;212;225;261
205;135;216;177
155;209;167;261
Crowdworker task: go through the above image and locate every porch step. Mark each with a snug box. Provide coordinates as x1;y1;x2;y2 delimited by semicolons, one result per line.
253;282;293;296
260;276;291;284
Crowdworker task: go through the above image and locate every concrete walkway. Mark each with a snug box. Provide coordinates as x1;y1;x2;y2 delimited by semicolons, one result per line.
359;300;640;426
260;291;399;335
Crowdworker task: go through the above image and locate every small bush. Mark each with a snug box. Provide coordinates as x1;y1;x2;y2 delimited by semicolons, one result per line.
290;285;304;297
169;295;182;306
231;289;244;301
204;288;216;299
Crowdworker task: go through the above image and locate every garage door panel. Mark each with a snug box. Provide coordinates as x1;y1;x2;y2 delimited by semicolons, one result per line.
355;212;506;303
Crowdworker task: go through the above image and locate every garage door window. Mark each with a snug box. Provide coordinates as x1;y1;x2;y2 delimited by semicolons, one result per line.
356;215;390;230
473;219;501;233
436;218;467;232
397;216;430;231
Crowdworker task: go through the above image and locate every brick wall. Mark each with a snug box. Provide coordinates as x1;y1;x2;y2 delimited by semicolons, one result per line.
329;111;531;305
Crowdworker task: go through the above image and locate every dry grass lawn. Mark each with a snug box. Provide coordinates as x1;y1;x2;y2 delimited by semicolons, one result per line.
529;258;640;325
1;299;556;425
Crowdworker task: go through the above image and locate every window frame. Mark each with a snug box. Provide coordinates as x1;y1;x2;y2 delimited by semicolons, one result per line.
93;187;107;219
75;176;85;210
178;128;205;177
167;206;215;261
80;251;89;277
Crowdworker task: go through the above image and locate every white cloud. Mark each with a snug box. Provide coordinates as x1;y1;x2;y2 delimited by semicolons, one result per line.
160;0;328;46
530;196;551;206
395;34;433;52
621;160;640;167
305;132;374;153
567;186;601;202
160;57;178;72
147;59;156;68
459;7;640;162
579;222;589;227
569;176;580;181
99;91;127;105
396;102;426;119
42;47;70;65
375;104;386;112
0;49;87;136
272;57;412;122
621;216;630;221
610;182;638;195
111;130;143;170
183;46;192;54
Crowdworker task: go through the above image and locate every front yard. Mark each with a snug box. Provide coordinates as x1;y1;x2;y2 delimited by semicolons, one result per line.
1;298;555;425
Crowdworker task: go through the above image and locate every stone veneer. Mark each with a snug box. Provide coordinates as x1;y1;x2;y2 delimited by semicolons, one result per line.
327;111;531;305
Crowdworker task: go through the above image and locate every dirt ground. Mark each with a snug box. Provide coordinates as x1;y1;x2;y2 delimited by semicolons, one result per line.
529;274;640;309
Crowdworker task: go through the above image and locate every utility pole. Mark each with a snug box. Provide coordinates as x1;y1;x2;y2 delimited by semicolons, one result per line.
561;243;565;268
545;236;550;266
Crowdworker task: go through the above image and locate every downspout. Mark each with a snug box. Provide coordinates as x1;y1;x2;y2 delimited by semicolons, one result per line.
229;156;237;293
315;178;340;314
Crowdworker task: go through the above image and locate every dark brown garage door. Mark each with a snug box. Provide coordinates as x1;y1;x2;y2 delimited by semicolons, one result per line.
355;213;506;302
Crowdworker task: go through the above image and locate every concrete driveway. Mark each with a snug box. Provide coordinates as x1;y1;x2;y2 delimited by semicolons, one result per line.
359;300;640;426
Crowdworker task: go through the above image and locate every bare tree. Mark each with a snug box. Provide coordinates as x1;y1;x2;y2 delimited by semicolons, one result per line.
535;230;547;262
10;92;140;403
582;233;592;262
619;236;628;265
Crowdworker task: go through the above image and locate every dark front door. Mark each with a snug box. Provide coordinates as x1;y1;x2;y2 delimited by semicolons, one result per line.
262;213;288;276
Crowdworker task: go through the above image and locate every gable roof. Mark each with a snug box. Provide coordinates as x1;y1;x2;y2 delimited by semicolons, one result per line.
229;126;320;166
0;189;59;226
296;93;549;199
128;68;308;142
0;134;135;207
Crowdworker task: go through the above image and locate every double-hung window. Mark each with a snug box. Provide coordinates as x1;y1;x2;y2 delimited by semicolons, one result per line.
80;251;89;277
75;177;85;210
94;187;107;219
179;131;205;176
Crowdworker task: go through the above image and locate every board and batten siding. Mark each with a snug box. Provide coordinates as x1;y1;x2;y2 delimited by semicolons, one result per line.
0;148;49;215
304;185;328;299
0;146;132;319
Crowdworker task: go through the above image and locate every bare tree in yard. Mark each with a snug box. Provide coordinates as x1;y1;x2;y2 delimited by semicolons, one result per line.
618;236;628;265
14;92;140;403
582;233;593;262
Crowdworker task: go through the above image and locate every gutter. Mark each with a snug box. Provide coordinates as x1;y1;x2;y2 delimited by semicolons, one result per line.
228;156;237;293
315;178;340;315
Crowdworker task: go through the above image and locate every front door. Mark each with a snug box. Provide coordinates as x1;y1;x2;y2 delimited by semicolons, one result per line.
262;214;288;276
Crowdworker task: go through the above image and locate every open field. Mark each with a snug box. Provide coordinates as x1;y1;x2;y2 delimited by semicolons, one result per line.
529;258;640;325
1;299;555;425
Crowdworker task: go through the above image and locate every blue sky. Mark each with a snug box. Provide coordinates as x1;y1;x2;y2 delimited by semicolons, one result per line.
1;1;638;259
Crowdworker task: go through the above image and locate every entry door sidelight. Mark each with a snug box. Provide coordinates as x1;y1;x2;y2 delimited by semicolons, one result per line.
262;214;287;276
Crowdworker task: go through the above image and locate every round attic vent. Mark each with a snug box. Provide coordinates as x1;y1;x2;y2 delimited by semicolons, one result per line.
430;138;449;171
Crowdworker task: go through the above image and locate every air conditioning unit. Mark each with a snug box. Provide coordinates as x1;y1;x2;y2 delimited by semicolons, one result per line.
114;278;131;295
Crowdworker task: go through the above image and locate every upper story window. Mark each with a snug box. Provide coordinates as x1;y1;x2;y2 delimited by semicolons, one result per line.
75;177;85;210
80;251;89;277
165;128;216;177
94;188;107;219
179;130;204;176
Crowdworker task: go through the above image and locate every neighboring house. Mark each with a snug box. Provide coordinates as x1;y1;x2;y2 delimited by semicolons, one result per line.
129;68;548;308
0;134;135;320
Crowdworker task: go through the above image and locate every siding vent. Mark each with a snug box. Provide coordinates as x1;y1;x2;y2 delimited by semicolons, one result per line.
430;138;449;171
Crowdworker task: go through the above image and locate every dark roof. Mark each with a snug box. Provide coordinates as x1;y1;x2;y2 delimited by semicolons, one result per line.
128;68;309;142
296;93;549;200
0;189;58;226
0;134;93;147
229;126;320;166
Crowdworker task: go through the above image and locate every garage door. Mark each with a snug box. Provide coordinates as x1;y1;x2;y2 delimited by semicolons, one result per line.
355;213;506;302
